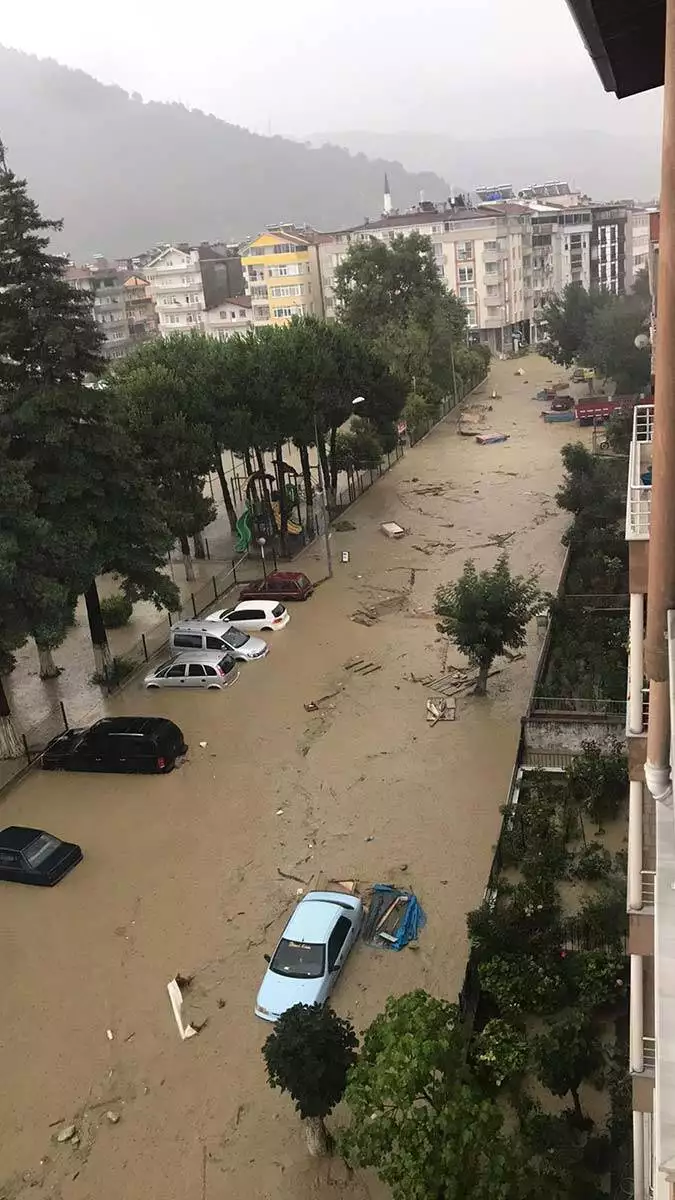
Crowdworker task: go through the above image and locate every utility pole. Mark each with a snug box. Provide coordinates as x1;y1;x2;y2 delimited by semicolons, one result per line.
313;413;333;579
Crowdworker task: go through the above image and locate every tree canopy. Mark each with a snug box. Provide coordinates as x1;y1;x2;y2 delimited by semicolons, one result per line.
540;280;651;393
434;554;544;694
340;990;530;1200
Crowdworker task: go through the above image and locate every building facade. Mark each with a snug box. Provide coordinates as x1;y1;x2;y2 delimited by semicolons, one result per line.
123;274;159;344
318;202;533;354
65;259;133;359
239;227;326;327
529;205;593;341
144;244;244;337
203;297;253;340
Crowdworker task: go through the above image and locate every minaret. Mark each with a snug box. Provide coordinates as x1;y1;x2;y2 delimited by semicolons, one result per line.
383;173;392;215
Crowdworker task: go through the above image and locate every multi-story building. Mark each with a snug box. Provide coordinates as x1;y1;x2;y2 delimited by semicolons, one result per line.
318;200;533;354
65;258;133;359
203;297;253;340
565;5;669;1200
589;202;651;296
123;274;159;344
239;226;326;327
528;204;593;341
144;243;244;337
627;209;652;289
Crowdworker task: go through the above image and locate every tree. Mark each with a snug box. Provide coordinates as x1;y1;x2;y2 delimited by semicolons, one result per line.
434;554;544;695
534;1011;604;1121
540;284;609;368
581;295;651;394
566;739;628;833
340;990;529;1200
112;355;217;581
555;443;625;533
262;1003;357;1156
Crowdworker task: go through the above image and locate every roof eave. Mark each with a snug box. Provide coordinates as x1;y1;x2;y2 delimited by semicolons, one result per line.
564;0;618;92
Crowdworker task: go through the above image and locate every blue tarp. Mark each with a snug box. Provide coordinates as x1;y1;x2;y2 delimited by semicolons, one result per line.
364;884;426;951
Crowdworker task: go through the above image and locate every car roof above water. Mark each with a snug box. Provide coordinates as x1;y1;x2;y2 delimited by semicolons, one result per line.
284;897;342;942
91;716;182;738
0;826;48;851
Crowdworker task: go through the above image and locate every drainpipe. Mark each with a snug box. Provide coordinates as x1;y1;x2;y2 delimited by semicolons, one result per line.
644;0;675;811
628;780;644;911
630;954;644;1074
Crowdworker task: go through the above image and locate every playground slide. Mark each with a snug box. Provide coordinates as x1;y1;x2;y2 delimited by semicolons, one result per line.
234;506;253;553
270;501;302;536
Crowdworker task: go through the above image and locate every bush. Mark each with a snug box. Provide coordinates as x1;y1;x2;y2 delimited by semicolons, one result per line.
567;740;628;832
91;655;135;687
577;877;627;948
569;841;614;881
467;876;561;959
100;593;133;628
479;953;568;1016
568;951;628;1012
473;1018;529;1088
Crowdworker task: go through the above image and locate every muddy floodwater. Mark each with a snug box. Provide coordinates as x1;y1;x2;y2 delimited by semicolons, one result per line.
0;357;591;1200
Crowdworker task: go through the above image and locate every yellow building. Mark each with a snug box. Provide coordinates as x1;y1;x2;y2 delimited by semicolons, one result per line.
239;226;326;326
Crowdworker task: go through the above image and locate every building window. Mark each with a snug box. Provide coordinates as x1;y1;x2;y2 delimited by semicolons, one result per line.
483;240;498;251
456;241;474;262
466;308;478;327
239;309;247;318
459;285;475;304
458;266;474;283
486;284;500;296
270;284;303;298
484;262;498;275
273;305;305;318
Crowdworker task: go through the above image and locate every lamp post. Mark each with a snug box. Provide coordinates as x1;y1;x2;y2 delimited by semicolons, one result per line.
257;535;267;579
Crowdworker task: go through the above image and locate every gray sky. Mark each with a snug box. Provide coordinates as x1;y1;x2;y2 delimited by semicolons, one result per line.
2;0;662;139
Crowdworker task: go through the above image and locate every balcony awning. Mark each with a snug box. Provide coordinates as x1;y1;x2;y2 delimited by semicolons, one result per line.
564;0;665;97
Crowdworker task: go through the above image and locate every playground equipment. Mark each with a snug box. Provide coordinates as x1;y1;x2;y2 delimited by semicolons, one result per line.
234;506;253;553
237;465;304;548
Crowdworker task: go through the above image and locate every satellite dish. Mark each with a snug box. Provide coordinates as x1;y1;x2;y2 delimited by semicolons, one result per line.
634;333;650;350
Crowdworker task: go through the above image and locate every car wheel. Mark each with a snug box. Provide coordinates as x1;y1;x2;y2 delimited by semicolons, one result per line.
262;626;272;632
207;684;221;690
161;758;176;773
146;683;160;689
41;757;55;771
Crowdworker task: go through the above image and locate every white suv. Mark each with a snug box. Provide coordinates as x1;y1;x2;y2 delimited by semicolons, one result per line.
207;600;290;633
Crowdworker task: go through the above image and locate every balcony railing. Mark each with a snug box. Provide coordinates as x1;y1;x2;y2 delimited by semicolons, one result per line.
531;696;625;716
643;1036;656;1072
641;870;656;906
626;404;654;540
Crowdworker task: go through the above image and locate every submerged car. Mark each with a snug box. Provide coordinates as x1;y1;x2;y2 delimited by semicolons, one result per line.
0;826;82;886
238;571;314;602
144;651;239;691
208;600;289;633
255;890;363;1022
42;716;187;774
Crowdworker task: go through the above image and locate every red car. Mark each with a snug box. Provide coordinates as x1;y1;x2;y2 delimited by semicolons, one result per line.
238;571;314;602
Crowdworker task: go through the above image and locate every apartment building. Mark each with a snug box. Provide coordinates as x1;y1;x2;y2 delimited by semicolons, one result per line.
589;202;651;296
65;259;132;359
144;243;244;337
239;227;326;326
318;201;533;354
529;204;593;341
565;3;670;1200
123;274;159;344
203;297;253;340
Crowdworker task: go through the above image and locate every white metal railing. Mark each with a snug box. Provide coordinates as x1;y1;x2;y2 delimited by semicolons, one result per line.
641;870;656;906
643;1036;656;1072
626;404;654;540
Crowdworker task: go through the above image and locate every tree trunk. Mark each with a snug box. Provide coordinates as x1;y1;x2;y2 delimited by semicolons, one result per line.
215;453;238;533
193;530;206;559
316;423;331;500
84;581;113;680
571;1087;584;1122
180;535;196;582
304;1116;329;1157
474;660;491;696
36;643;62;679
0;676;23;759
299;442;315;528
275;441;289;557
328;425;339;507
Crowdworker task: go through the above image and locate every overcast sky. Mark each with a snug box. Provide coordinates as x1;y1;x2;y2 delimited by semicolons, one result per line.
2;0;662;139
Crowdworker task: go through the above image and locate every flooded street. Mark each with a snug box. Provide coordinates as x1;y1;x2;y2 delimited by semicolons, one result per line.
0;357;591;1200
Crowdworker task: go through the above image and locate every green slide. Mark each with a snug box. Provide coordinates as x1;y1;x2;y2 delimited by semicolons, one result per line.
234;505;253;553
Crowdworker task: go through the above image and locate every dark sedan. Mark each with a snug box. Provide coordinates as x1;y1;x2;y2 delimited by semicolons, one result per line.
0;827;82;886
41;716;188;774
238;571;314;602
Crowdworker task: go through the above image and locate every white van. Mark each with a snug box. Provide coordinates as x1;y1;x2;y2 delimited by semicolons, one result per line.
169;620;269;661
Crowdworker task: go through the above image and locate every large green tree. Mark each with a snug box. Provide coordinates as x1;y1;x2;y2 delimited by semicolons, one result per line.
540;284;609;368
534;1012;604;1121
262;1003;358;1156
340;991;529;1200
435;554;544;695
581;295;651;394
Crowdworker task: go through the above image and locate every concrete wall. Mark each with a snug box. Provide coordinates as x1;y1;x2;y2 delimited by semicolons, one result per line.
524;715;626;755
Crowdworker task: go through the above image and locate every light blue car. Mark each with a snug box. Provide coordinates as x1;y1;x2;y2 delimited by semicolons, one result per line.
255;891;363;1022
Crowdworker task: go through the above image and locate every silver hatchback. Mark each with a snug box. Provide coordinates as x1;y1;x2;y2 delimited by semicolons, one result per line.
144;651;240;690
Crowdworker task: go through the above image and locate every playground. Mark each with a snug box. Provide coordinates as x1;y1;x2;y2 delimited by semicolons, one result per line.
234;461;304;554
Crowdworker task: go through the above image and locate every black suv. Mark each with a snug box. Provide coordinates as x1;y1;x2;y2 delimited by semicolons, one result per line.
41;717;188;774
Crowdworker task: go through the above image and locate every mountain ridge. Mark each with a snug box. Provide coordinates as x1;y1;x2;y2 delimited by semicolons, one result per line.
0;46;450;260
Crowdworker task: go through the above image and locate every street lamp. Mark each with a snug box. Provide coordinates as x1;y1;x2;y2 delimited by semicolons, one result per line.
352;396;366;407
256;535;267;579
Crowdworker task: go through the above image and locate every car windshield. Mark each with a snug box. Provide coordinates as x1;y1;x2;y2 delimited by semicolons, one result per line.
224;628;248;648
153;661;172;676
270;938;325;980
23;833;61;868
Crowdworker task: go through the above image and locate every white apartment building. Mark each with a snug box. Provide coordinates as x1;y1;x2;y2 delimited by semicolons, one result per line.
144;243;244;337
528;205;593;342
318;203;533;354
203;297;253;340
627;209;652;289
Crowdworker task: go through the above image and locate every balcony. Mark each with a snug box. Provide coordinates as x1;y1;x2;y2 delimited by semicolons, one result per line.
626;405;654;540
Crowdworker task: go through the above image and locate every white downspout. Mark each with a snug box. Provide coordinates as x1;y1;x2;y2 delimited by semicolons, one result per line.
628;780;644;910
631;954;644;1074
629;592;645;734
